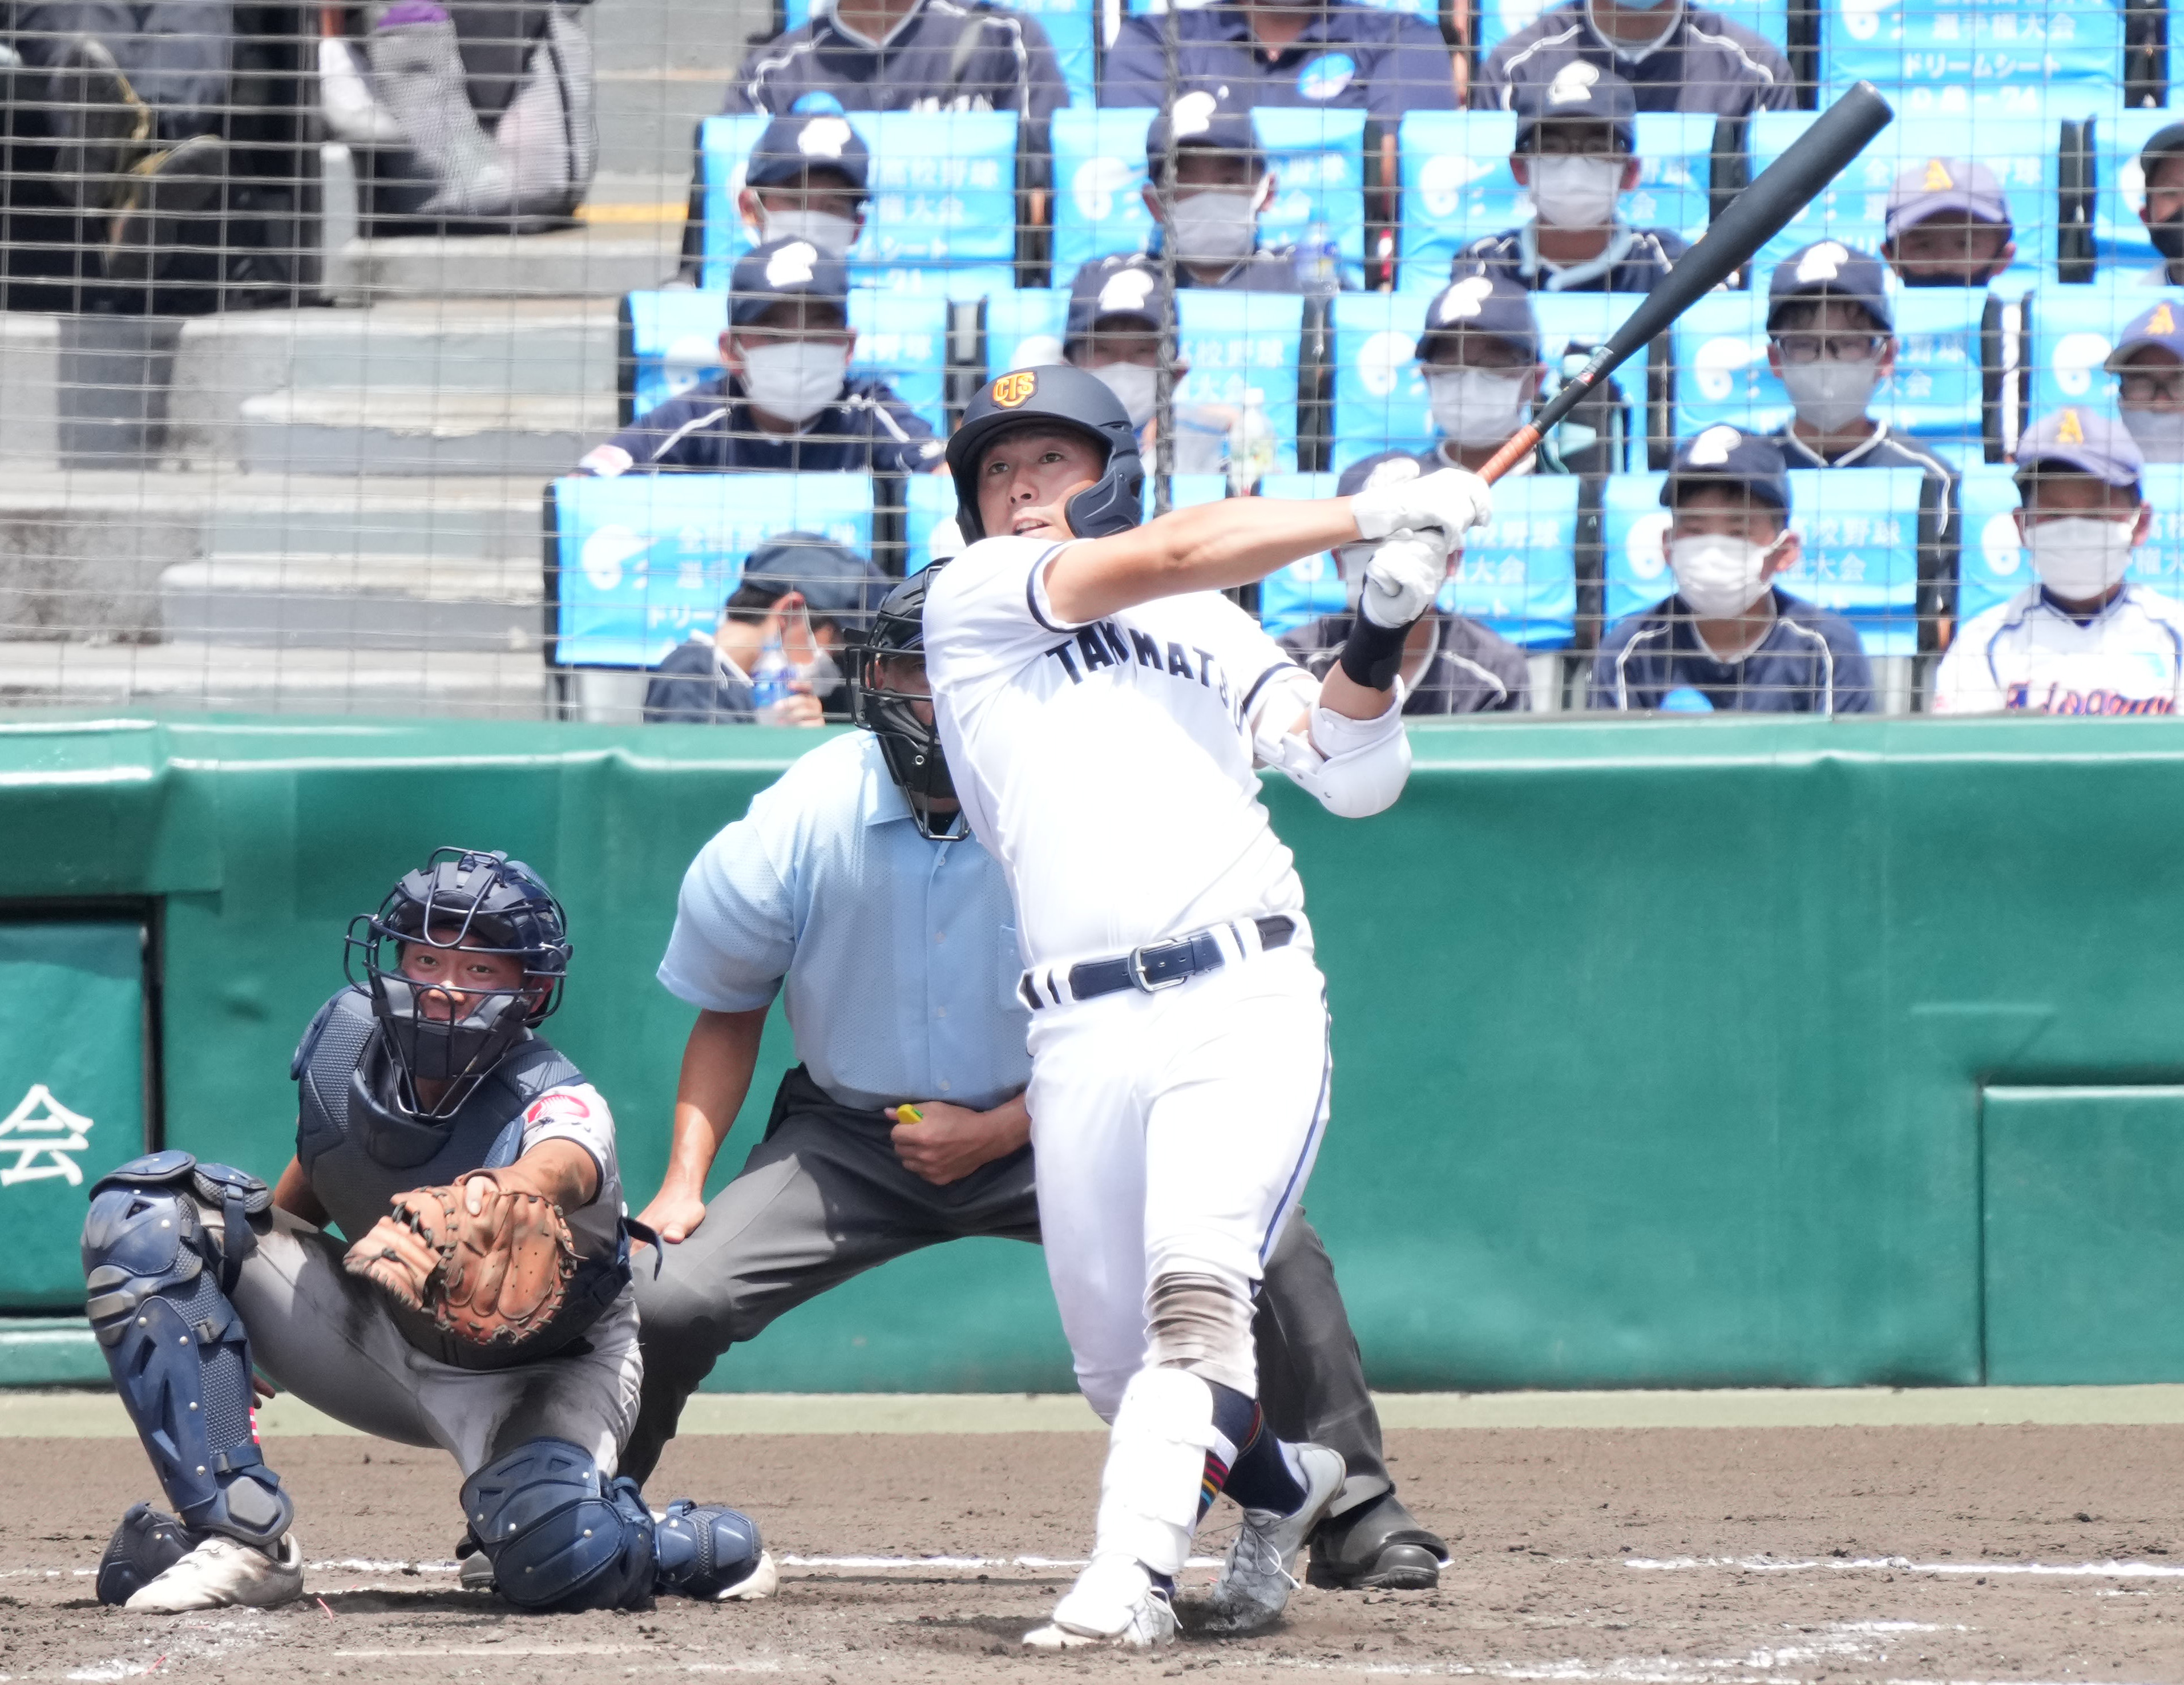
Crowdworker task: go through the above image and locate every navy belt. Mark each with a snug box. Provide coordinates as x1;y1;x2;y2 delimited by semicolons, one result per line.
1020;916;1297;1011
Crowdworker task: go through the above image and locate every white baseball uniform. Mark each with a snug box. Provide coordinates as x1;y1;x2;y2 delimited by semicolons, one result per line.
1932;583;2184;715
922;535;1343;1418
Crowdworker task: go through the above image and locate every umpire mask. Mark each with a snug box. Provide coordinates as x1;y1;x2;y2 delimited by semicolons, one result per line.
853;568;960;839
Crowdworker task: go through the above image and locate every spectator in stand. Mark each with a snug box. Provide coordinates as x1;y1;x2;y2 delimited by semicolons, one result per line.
1278;450;1531;713
1059;257;1249;475
1590;425;1874;713
1101;0;1462;120
576;239;943;478
644;536;882;726
1477;0;1793;119
723;0;1066;148
2108;300;2184;466
2135;125;2184;290
734;112;869;258
1933;409;2184;716
1879;157;2017;290
1459;64;1685;294
1138;91;1342;296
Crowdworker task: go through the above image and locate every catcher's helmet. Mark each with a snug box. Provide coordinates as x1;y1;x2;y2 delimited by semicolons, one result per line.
945;363;1144;543
344;848;574;1120
851;567;956;838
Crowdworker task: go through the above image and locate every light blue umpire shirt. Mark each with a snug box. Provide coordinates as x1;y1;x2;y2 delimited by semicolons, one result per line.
656;729;1030;1114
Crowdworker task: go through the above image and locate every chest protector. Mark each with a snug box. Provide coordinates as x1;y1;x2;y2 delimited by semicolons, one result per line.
293;987;631;1371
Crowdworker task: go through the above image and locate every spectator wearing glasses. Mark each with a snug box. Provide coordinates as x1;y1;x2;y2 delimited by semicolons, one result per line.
1933;409;2184;716
2135;125;2184;290
1459;65;1685;294
1879;157;2018;290
1278;451;1532;713
1477;0;1793;120
576;239;942;478
1590;426;1874;714
643;536;882;726
1137;91;1342;296
2108;300;2184;466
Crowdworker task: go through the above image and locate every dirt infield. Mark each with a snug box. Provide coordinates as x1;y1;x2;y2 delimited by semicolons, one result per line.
6;1423;2184;1683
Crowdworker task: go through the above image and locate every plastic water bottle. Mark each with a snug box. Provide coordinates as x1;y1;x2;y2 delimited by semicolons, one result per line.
750;636;794;719
1228;389;1278;495
1293;219;1338;297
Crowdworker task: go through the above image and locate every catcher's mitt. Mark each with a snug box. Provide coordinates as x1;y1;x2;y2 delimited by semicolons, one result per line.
344;1173;578;1348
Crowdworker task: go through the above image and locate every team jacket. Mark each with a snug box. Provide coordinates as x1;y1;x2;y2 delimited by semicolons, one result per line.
1118;244;1347;296
1458;224;1688;294
576;374;943;478
725;0;1067;140
1931;584;2184;715
1100;1;1459;125
1589;588;1876;714
1279;609;1531;713
1477;1;1796;118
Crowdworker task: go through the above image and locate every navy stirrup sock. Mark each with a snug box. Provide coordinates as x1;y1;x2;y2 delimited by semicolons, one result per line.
1205;1381;1310;1517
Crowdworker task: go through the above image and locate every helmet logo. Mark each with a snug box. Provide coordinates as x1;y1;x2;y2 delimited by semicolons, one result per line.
992;371;1038;407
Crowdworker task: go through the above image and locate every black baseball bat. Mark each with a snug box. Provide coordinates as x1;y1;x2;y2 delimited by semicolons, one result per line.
1476;80;1895;484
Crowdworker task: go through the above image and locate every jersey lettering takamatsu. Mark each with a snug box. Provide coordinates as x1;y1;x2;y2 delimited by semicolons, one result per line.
923;535;1317;968
1932;584;2184;715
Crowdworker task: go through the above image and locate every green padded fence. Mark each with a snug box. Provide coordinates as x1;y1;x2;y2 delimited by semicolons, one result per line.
3;713;2182;1391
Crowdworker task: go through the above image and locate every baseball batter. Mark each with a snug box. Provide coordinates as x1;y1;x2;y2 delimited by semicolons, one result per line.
77;850;772;1614
921;365;1492;1647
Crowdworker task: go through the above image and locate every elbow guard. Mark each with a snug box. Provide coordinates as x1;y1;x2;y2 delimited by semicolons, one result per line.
1271;694;1412;818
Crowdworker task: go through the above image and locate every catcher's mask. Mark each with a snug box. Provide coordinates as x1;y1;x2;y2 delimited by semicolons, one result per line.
944;363;1144;543
850;567;957;838
345;847;574;1122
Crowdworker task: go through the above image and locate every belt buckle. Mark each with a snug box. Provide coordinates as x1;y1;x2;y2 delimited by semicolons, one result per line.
1125;941;1190;993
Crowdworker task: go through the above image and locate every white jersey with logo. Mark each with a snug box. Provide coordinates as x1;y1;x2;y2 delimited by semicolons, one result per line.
922;535;1319;968
1932;583;2184;716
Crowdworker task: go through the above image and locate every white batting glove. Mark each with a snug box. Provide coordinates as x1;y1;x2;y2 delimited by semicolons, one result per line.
1350;466;1495;544
1357;529;1450;629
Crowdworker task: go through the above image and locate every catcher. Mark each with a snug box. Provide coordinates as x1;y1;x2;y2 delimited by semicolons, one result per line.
78;848;773;1614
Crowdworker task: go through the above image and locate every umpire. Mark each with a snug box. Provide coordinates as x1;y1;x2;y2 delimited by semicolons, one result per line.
625;569;1445;1592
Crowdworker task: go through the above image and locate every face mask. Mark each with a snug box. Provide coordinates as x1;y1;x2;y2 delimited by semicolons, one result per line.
1425;366;1528;448
1528;155;1624;231
798;642;843;698
1670;534;1775;620
1091;360;1158;430
2150;215;2184;262
761;207;859;257
1778;355;1880;434
740;340;849;426
1168;188;1261;267
2026;516;2137;601
2122;406;2184;464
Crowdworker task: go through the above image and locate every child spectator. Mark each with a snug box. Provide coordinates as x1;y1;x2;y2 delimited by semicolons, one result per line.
1478;0;1794;119
2108;300;2184;465
1879;157;2017;290
1139;91;1341;295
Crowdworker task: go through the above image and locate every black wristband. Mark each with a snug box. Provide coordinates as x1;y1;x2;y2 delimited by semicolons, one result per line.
1338;614;1410;692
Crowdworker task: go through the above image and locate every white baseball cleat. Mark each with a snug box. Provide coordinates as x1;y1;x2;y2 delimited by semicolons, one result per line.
125;1532;304;1612
1022;1553;1177;1650
710;1549;779;1601
1198;1441;1347;1636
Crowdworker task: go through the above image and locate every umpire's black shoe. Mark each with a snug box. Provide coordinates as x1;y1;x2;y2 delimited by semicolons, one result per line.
1306;1490;1447;1591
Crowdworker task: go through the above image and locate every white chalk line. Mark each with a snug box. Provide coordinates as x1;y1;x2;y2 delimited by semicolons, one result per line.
1625;1555;2184;1580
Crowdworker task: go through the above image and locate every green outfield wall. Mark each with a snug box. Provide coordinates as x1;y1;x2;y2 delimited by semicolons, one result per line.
3;713;2182;1392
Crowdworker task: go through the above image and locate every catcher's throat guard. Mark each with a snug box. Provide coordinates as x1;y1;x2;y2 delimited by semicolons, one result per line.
850;567;959;839
944;363;1144;544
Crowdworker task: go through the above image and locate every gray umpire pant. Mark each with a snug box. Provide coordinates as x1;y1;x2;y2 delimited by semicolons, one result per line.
626;1066;1392;1516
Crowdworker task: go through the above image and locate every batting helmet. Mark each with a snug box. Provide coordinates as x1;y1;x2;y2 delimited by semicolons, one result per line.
344;848;574;1119
851;567;956;838
945;363;1144;543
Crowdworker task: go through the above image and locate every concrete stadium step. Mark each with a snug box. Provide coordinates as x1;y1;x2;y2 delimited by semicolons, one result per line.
0;637;548;716
330;221;684;302
159;553;543;652
235;386;613;477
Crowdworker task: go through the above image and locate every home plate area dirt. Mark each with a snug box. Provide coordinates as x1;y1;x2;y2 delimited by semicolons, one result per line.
7;1425;2184;1683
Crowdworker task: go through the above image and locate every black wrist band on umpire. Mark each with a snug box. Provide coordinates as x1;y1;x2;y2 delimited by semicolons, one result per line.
1338;615;1411;692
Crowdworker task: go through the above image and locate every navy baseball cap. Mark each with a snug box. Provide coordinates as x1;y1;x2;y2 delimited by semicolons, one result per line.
2141;123;2184;176
1883;156;2010;240
737;534;884;619
728;237;850;329
1145;89;1263;176
1767;240;1894;335
1662;425;1793;514
1418;269;1540;363
2106;299;2184;372
1065;259;1171;352
2013;406;2145;492
745;113;870;193
1513;61;1637;153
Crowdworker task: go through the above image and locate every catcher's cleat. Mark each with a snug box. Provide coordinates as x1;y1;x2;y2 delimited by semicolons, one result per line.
46;36;154;209
101;134;225;285
653;1501;777;1601
1306;1489;1447;1591
96;1504;197;1607
1023;1554;1177;1650
1197;1440;1346;1635
124;1532;304;1612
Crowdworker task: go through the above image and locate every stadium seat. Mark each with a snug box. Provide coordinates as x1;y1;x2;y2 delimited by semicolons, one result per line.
617;291;951;434
546;472;877;671
976;286;1073;377
697;112;1022;289
2022;285;2143;417
1174;290;1310;473
1049;107;1367;288
1820;0;2126;121
1395;112;1716;296
1601;468;1924;655
2089;108;2184;272
1954;461;2184;621
1330;290;1654;471
1474;0;1788;60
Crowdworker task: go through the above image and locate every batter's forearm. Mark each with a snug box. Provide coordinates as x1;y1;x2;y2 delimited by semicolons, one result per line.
659;1007;768;1195
1048;498;1363;624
